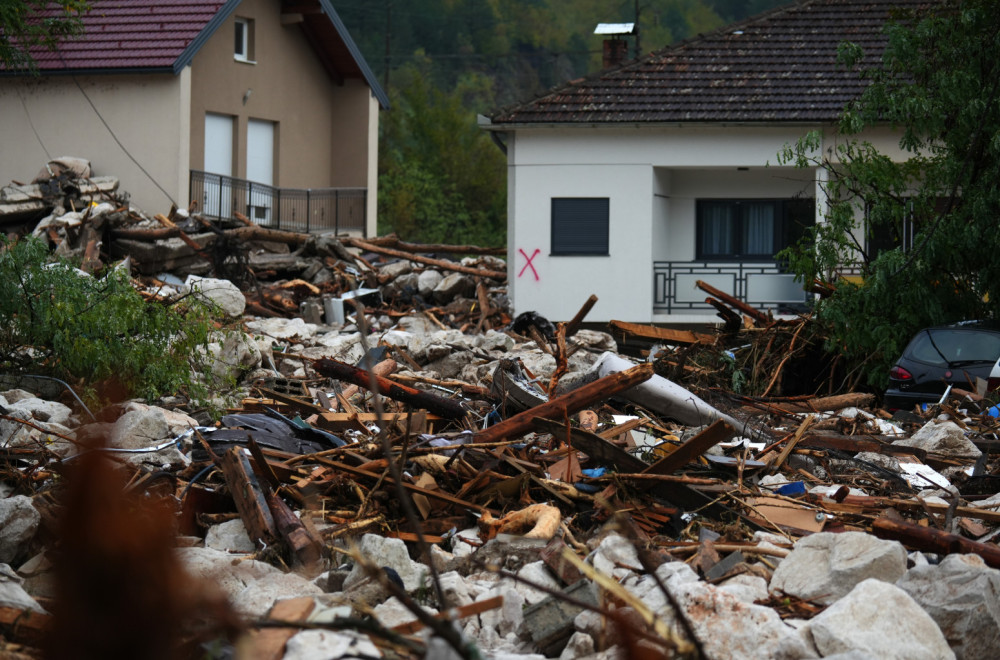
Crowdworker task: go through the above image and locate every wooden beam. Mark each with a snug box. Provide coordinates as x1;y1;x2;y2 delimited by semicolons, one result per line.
221;448;277;547
872;517;1000;568
695;280;771;326
642;419;735;475
341;238;507;280
608;319;715;345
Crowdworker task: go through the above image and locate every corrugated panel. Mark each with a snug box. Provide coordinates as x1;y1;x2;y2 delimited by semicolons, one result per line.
491;0;938;125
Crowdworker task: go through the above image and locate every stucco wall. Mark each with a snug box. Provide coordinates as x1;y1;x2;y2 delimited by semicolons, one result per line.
505;125;910;322
189;0;376;228
0;71;190;213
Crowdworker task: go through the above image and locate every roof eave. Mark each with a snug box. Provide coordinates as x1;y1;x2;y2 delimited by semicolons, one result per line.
318;0;390;110
0;66;176;77
482;119;840;131
172;0;244;73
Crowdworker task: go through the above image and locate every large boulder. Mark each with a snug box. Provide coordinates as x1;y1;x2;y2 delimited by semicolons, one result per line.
184;276;245;317
896;553;1000;659
3;396;73;426
769;532;907;605
433;272;476;303
417;269;444;297
891;420;982;459
343;534;429;593
807;578;954;660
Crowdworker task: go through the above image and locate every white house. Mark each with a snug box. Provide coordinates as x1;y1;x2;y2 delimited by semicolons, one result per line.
482;0;923;324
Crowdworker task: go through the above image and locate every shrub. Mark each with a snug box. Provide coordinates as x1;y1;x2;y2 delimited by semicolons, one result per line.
0;236;217;404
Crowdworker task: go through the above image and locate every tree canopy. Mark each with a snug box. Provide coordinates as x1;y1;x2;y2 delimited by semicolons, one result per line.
779;0;1000;389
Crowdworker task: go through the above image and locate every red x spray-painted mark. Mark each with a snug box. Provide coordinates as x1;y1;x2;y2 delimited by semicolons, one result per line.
518;248;540;280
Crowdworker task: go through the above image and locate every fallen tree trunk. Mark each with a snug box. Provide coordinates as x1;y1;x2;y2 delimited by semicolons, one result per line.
342;238;507;280
346;233;506;256
872;517;1000;568
474;363;654;444
313;358;468;419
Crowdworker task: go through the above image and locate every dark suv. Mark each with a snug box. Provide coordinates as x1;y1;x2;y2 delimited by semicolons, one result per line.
884;323;1000;411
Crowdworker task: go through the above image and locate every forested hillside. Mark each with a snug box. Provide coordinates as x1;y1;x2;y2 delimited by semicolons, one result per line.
336;0;791;246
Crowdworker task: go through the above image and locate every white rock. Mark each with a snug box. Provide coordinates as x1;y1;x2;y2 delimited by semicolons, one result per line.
245;317;318;340
515;561;560;605
372;596;435;628
438;570;474;607
807;578;954;660
769;532;907;605
0;496;40;564
343;534;429;592
184;276;245;317
478;584;524;636
718;574;769;604
206;331;262;381
560;631;595;660
119;402;198;438
451;528;481;558
5;397;72;426
417;270;444;297
283;629;380;660
892;420;982;459
204;519;256;553
0;563;44;613
176;547;321;618
109;407;170;449
896;553;1000;660
592;533;642;580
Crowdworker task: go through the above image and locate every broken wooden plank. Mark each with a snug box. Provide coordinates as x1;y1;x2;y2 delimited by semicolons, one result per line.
342;238;507;280
0;606;51;646
608;319;715;345
532;417;647;473
642;420;735;475
566;295;598;337
313;358;467;419
221;447;277;547
695;280;770;326
246;597;317;660
265;491;323;568
350;233;506;256
474;363;654;444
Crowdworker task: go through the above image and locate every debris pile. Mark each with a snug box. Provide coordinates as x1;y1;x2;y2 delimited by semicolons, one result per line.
3;165;1000;659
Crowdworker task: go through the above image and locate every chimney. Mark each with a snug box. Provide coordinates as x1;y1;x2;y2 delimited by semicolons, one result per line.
602;39;629;68
594;23;636;69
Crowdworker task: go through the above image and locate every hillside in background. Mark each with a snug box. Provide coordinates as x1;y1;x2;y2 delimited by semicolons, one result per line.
336;0;792;246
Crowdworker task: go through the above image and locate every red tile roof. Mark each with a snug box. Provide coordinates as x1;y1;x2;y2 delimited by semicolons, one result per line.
19;1;229;72
490;0;936;125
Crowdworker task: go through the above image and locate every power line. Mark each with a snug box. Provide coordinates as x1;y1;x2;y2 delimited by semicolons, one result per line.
17;89;52;161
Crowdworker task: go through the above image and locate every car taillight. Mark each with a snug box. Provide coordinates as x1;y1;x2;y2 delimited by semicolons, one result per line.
889;366;913;381
989;376;1000;393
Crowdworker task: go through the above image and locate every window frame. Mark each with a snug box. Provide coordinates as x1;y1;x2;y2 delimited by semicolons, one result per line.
550;197;610;256
234;18;255;63
695;198;813;261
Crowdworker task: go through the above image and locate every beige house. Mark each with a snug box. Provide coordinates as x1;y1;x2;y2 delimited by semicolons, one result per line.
0;0;387;235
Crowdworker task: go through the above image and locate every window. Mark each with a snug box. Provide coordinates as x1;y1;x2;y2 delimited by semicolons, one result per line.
696;199;813;260
234;18;254;62
866;197;948;260
551;198;609;255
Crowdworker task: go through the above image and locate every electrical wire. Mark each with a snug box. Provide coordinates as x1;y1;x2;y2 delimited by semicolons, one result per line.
17;89;52;161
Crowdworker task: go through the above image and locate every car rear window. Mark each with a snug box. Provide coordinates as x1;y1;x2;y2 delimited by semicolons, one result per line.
905;329;1000;366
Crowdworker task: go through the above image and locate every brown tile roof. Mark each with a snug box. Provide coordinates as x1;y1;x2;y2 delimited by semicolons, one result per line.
490;0;934;125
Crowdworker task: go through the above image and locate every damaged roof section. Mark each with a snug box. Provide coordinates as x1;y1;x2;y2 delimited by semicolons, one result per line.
489;0;931;125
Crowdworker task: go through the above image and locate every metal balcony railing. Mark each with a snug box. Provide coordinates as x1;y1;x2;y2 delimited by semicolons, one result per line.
653;260;811;314
190;169;366;235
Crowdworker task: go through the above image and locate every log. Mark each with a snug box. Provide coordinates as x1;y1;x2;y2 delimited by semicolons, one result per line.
608;319;715;345
473;363;655;444
872;517;1000;568
345;233;506;256
696;279;770;326
566;295;598;336
343;238;507;280
313;358;467;419
0;606;51;646
764;393;876;414
265;490;322;567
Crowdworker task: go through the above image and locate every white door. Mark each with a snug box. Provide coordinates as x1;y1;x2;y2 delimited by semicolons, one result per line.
246;118;275;225
204;113;233;218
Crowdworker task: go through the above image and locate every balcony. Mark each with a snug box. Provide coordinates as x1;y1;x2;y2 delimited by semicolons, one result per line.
190;170;367;235
653;260;810;315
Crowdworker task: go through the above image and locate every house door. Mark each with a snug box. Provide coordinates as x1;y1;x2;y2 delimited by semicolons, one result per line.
203;113;234;218
246;118;275;225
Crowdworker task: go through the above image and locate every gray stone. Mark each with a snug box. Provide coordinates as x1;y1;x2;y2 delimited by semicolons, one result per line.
343;534;429;592
417;269;444;297
372;596;436;628
560;632;595;660
807;578;954;660
769;532;907;605
283;630;381;660
184;276;245;317
433;272;476;303
892;420;982;459
5;397;72;426
515;561;561;605
424;350;476;379
896;553;1000;659
175;546;321;618
206;331;262;382
204;518;256;553
478;583;524;636
110;407;170;449
592;533;642;581
379;259;415;281
0;496;40;564
718;574;769;604
437;570;475;607
0;563;45;613
571;329;617;352
854;451;901;472
245;317;318;340
119;402;198;438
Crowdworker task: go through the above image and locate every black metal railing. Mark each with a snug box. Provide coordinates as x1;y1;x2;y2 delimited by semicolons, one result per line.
653;260;811;314
189;169;367;235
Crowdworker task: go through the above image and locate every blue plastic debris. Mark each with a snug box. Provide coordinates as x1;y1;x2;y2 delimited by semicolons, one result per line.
581;467;607;478
774;481;806;496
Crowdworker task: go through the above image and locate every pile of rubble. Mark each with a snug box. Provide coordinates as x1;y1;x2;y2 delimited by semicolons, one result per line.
3;164;1000;659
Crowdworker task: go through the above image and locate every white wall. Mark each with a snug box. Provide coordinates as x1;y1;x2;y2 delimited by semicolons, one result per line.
505;124;910;322
0;71;190;213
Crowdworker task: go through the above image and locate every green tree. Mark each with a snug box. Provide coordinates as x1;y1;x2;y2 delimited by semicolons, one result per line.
779;0;1000;389
0;0;89;71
